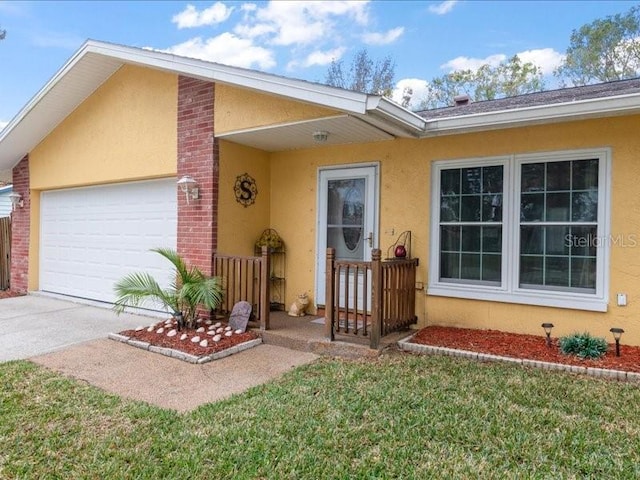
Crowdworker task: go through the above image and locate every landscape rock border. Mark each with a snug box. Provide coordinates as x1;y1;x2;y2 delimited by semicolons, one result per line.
109;332;262;364
398;334;640;383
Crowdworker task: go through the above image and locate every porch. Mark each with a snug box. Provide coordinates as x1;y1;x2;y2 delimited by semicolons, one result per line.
213;247;418;357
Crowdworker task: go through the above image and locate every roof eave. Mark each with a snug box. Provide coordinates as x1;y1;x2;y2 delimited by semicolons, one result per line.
422;93;640;136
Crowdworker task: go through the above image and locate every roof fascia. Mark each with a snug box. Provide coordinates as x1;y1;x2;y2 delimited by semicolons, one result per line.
422;93;640;136
366;96;426;136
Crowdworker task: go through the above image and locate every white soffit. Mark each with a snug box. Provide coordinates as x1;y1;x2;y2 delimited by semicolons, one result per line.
0;52;123;170
216;115;394;152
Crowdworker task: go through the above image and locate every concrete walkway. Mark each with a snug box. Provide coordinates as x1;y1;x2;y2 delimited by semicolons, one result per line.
1;295;319;411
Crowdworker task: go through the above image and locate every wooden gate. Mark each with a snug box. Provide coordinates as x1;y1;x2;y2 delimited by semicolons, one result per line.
0;217;10;290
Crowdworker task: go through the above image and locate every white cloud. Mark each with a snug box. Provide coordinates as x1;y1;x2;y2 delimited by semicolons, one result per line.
302;47;346;67
172;3;234;29
428;1;458;15
244;0;370;46
516;48;565;75
441;54;506;72
362;27;404;46
160;33;276;69
392;78;430;109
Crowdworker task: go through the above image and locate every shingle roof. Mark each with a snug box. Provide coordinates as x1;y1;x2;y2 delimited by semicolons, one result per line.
416;78;640;120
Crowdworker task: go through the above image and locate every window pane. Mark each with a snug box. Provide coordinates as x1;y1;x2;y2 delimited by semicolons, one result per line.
440;196;460;222
546;226;570;255
572;191;598;222
521;193;544;221
483;166;503;193
462;168;481;194
461;253;481;280
440;226;460;252
570;226;597;257
440;253;459;279
441;169;460;195
482;194;502;222
520;256;543;285
571;257;596;289
547;161;570;191
461;195;481;221
521;163;544;192
482;254;501;282
521;226;543;254
573;159;598;190
545;257;569;287
546;193;570;221
461;226;481;252
483;226;502;253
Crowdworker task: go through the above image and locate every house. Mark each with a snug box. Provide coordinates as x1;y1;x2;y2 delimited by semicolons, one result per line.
1;40;640;345
0;184;12;218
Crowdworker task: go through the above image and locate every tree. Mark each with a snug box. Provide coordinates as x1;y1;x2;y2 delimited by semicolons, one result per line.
0;27;5;40
555;5;640;85
113;248;223;329
325;49;396;97
419;55;544;109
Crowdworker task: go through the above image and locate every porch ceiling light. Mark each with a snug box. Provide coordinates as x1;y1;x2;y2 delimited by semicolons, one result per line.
8;192;23;211
541;323;554;348
312;131;329;143
610;327;624;357
177;175;199;205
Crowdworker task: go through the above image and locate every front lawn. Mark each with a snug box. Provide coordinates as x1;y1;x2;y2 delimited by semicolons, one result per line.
1;354;639;478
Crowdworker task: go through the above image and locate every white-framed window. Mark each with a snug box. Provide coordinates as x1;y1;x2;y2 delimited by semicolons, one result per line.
428;148;611;312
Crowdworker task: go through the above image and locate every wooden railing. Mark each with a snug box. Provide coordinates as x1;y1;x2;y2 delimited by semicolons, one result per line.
325;248;418;349
0;217;9;291
213;246;270;330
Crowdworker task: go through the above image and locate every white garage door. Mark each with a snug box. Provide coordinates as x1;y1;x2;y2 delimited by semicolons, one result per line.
40;179;177;305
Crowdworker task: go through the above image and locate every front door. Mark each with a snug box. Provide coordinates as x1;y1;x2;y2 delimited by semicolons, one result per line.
316;164;379;306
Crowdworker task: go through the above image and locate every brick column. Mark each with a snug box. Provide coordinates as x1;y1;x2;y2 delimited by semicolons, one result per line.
10;155;30;293
176;76;218;276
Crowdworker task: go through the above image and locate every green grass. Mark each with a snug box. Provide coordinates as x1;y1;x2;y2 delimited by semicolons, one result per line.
1;354;639;479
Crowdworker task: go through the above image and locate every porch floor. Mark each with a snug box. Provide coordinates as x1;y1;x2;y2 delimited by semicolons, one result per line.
255;311;412;359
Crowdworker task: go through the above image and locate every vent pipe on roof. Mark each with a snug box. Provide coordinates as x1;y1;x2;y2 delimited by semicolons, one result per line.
453;94;470;106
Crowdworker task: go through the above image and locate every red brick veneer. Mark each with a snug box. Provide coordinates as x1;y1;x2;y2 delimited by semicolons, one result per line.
176;76;218;277
10;155;29;293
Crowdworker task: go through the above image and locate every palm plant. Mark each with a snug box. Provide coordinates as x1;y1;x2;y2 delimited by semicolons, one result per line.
113;248;223;329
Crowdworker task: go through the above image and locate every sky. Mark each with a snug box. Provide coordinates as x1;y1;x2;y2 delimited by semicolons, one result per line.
0;0;638;129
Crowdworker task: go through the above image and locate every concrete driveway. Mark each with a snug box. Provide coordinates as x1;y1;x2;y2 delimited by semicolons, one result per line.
0;295;149;362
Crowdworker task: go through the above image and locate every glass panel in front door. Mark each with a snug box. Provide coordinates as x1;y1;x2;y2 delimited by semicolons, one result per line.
327;178;366;261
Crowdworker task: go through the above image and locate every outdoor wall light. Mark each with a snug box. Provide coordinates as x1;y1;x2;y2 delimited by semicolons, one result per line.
541;323;554;348
8;192;23;211
177;176;199;205
312;131;329;143
610;327;625;357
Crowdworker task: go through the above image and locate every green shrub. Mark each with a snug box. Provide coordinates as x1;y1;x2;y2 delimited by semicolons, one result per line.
559;332;608;359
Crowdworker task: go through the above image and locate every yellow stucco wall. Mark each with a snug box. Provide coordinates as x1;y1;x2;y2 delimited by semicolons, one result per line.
269;114;640;346
214;84;339;134
27;65;178;289
217;140;271;256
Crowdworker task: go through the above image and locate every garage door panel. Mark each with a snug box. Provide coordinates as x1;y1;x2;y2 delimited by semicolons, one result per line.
40;179;177;305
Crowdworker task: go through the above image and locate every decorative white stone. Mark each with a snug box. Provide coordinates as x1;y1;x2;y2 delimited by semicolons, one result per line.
196;318;203;324
156;327;165;334
196;327;205;333
205;320;213;325
164;319;173;325
207;330;217;336
135;326;144;332
191;336;201;343
180;333;188;341
199;339;208;347
216;327;224;333
147;326;154;332
213;322;222;328
213;334;222;342
224;326;232;331
225;331;233;337
208;325;216;330
235;329;243;334
167;329;177;337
